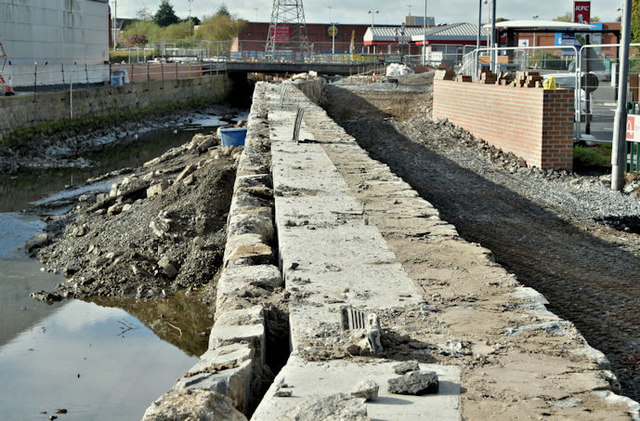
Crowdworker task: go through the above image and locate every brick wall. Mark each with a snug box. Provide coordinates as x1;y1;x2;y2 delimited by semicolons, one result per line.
432;80;574;170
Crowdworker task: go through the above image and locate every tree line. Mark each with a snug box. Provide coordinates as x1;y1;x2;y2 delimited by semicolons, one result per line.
122;1;245;47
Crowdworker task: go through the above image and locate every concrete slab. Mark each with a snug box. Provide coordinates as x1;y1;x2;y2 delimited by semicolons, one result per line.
251;355;460;421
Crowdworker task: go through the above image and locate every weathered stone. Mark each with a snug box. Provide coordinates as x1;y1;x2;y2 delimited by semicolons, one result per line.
176;164;197;183
142;390;247;421
147;180;169;197
393;360;420;375
117;176;148;197
173;343;255;413
209;305;265;352
107;203;123;216
284;393;368;421
388;370;439;395
149;219;170;237
197;136;218;153
193;236;206;249
158;256;178;278
350;380;379;401
25;233;50;253
182;173;196;186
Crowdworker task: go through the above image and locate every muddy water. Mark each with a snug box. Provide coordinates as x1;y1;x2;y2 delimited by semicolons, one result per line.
0;111;240;419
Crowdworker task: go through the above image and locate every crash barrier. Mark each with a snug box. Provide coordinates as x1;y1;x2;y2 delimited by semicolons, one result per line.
433;79;574;170
0;75;229;140
111;62;219;84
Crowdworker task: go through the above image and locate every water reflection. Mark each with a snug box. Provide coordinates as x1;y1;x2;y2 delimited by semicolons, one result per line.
0;300;198;420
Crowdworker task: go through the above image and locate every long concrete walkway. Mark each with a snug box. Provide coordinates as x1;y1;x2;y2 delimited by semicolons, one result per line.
250;81;639;420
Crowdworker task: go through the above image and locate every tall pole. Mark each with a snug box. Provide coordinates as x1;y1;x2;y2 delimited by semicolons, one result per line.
490;0;496;72
476;0;482;77
612;0;632;191
422;0;427;65
112;0;118;50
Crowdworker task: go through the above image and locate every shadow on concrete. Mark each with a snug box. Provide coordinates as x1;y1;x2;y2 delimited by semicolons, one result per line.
321;85;640;402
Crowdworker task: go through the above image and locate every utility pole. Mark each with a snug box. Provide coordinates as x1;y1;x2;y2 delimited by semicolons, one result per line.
112;0;118;50
490;0;496;73
265;0;311;56
422;0;427;66
612;0;632;191
476;0;482;77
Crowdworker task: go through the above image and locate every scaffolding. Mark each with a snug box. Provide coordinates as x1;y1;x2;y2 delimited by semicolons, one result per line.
265;0;311;57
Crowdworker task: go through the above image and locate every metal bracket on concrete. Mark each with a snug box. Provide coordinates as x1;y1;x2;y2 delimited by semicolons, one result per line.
293;108;304;142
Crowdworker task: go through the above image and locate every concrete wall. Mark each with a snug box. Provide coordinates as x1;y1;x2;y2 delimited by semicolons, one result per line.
0;75;229;140
432;80;574;170
0;0;110;86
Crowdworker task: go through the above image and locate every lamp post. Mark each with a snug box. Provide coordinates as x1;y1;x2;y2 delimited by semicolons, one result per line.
532;14;538;47
368;10;378;28
422;0;427;65
112;0;117;50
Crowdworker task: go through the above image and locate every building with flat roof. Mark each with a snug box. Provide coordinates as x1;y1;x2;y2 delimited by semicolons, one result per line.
0;0;110;87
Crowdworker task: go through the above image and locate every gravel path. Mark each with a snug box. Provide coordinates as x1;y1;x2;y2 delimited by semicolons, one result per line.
325;87;640;402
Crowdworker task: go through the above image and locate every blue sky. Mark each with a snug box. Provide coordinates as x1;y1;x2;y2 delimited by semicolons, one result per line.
112;0;623;25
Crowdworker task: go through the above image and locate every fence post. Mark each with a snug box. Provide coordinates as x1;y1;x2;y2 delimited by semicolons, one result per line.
146;61;150;90
85;63;89;89
161;62;164;89
61;63;66;91
33;62;37;98
175;62;179;87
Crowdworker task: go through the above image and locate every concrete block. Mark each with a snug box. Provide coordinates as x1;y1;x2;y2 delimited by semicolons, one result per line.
172;343;255;414
223;233;274;267
209;306;265;358
251;355;460;420
142;389;248;421
216;265;282;313
227;209;274;242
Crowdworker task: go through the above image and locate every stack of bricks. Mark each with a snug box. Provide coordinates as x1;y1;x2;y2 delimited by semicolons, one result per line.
434;68;456;81
478;70;497;84
454;74;472;82
513;71;544;88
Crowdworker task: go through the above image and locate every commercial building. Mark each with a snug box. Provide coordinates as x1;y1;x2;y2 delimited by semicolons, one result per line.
0;0;110;87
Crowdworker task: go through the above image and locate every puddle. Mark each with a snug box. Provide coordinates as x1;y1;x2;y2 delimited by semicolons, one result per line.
0;300;198;420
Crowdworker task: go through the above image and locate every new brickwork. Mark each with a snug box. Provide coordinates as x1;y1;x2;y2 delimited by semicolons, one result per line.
433;80;574;171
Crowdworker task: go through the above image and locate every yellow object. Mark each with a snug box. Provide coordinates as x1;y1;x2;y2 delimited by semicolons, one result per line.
543;76;557;90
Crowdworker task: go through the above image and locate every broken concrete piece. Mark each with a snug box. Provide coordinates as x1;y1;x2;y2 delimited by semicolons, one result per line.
176;164;197;183
284;393;368;421
388;370;439;395
146;180;169;197
25;233;50;253
142;390;247;421
350;380;379;401
158;256;178;278
393;361;420;375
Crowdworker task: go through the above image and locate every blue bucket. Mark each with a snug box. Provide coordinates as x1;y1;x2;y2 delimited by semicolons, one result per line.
220;128;247;148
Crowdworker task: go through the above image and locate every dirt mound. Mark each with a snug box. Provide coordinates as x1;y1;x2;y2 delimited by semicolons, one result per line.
33;133;240;301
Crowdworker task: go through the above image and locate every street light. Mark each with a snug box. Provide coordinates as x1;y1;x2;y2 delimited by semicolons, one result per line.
368;10;379;28
112;0;117;51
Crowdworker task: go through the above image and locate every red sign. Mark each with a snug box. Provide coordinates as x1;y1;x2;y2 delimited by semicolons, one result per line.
627;115;640;141
269;24;290;43
574;1;591;24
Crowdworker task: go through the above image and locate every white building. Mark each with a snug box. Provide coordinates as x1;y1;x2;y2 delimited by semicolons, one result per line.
0;0;110;88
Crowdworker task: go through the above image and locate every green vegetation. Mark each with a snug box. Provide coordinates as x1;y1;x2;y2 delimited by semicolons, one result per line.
574;144;612;169
553;12;600;22
108;49;155;64
119;2;244;47
154;0;180;27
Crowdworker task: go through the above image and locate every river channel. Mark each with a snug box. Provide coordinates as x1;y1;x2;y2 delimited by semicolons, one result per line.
0;110;242;420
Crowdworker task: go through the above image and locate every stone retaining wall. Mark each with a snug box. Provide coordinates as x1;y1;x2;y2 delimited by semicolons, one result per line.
142;83;281;420
0;75;229;140
432;80;574;170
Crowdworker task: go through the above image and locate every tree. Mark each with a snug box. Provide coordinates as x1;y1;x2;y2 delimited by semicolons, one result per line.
217;5;230;17
154;1;180;27
633;0;640;43
137;7;153;21
127;34;148;47
196;10;245;41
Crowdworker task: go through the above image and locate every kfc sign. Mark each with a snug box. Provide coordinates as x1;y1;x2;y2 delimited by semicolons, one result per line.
574;1;591;24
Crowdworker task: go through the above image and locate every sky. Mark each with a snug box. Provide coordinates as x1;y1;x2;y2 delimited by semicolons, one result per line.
111;0;623;25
